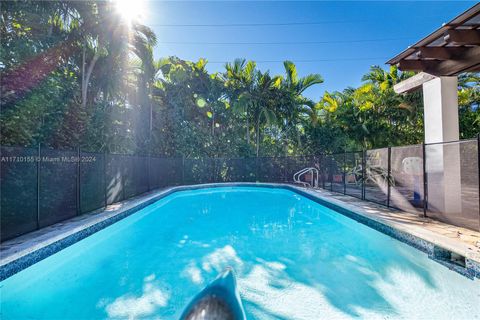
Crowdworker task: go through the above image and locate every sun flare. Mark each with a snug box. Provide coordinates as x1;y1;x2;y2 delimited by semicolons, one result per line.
114;0;145;23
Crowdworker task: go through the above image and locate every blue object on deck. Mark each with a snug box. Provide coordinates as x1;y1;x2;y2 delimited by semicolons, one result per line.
180;267;246;320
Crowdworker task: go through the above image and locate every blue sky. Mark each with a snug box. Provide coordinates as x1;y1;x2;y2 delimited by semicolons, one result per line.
143;1;474;100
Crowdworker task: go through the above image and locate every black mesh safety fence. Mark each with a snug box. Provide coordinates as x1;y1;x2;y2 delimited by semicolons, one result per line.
216;158;249;182
149;157;183;189
38;148;78;228
390;145;424;214
286;156;319;186
80;151;106;213
123;155;135;199
124;155;149;199
1;138;479;242
321;154;333;190
330;153;345;193
218;157;257;183
184;158;216;185
243;158;258;182
256;157;287;183
0;146;38;240
364;148;389;206
425;139;479;231
345;152;363;199
106;154;125;205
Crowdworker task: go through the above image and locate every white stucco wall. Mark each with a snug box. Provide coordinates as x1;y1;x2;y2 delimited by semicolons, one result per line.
422;76;462;214
422;76;459;144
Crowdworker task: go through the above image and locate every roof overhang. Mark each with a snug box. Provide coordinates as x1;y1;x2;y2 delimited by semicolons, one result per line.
387;3;480;77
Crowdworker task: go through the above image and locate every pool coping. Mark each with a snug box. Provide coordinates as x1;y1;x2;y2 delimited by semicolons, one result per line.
1;183;479;281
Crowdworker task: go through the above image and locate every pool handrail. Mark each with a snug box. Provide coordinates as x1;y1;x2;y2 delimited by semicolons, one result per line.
293;167;319;188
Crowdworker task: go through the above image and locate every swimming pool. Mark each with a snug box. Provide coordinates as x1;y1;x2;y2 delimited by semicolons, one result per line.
1;186;478;319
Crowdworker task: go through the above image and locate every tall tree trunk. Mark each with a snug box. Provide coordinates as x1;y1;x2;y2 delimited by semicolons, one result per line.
81;47;86;107
81;47;99;109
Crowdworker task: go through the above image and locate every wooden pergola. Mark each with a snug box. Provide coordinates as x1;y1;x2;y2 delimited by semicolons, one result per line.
387;3;480;80
386;3;480;215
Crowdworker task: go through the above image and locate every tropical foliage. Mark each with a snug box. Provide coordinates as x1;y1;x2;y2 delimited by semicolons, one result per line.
1;1;479;157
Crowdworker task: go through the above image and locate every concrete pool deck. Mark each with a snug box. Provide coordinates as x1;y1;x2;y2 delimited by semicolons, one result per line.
1;183;479;281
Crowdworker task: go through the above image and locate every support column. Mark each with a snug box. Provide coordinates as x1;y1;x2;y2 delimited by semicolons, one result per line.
422;76;462;214
423;77;459;144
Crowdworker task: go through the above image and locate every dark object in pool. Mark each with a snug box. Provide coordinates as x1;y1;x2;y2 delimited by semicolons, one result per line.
180;267;246;320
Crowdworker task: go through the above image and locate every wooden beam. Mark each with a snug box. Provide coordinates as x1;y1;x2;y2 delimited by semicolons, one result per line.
469;63;480;72
398;46;480;75
417;47;471;60
393;72;437;94
430;46;480;75
398;60;441;72
445;29;480;45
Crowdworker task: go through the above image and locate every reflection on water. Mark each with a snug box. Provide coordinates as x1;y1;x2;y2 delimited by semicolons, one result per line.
101;274;169;319
201;245;244;273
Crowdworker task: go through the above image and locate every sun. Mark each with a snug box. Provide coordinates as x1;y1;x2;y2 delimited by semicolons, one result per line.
114;0;145;23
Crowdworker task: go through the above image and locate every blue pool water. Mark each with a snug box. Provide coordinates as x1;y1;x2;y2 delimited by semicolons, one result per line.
1;187;479;319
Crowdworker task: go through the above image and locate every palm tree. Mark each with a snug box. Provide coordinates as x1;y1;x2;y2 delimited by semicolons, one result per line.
279;61;323;154
351;65;423;147
73;1;157;109
223;59;257;148
251;70;280;156
0;1;79;108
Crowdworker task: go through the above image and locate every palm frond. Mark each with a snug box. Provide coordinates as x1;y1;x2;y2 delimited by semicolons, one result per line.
296;74;323;94
283;60;298;86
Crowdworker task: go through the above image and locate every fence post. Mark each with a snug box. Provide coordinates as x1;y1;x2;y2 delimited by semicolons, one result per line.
121;156;125;201
362;150;366;200
387;147;391;207
148;136;152;192
343;151;347;195
182;156;185;185
36;143;41;229
318;154;321;188
211;158;215;183
318;153;325;189
422;142;428;218
213;158;217;183
477;134;479;225
76;146;81;215
285;156;291;183
329;155;333;192
147;154;151;192
104;150;107;207
322;154;325;189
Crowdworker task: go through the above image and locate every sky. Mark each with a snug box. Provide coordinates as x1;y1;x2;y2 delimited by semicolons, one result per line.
141;1;475;100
